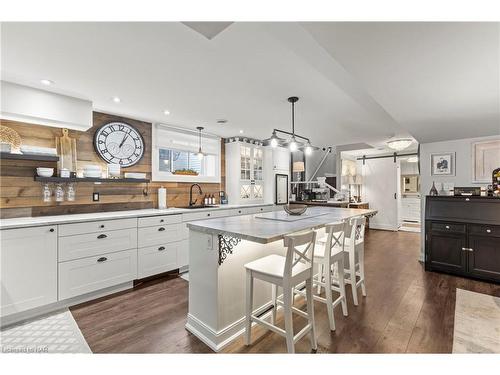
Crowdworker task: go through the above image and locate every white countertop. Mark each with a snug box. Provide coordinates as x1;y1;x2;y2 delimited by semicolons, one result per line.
187;206;377;244
0;203;274;230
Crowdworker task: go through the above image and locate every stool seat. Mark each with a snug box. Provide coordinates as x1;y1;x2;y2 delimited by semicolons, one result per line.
244;254;309;279
313;243;343;259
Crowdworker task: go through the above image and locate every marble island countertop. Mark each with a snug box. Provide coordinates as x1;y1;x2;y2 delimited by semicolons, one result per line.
0;203;274;230
187;206;377;244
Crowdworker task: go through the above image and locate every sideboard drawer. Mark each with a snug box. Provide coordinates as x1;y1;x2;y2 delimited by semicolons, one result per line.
137;242;179;278
431;222;466;234
138;214;182;228
469;224;500;237
138;223;182;248
58;228;137;262
58;249;137;300
59;218;137;236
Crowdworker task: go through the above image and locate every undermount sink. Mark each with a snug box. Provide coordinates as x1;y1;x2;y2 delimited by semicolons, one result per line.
183;205;219;209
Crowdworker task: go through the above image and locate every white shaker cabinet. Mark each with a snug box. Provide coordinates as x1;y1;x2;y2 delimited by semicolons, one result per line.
0;225;58;316
272;146;290;172
225;141;265;205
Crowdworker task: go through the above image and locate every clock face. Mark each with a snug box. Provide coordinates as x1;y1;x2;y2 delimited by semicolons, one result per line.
94;122;145;167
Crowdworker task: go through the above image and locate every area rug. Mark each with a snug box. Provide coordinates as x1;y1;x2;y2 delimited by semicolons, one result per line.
0;309;92;354
453;288;500;353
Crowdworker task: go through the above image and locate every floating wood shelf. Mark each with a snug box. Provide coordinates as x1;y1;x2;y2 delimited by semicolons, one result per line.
34;176;150;183
0;152;59;162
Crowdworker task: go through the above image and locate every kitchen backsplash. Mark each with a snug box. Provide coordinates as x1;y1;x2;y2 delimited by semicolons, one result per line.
0;112;225;218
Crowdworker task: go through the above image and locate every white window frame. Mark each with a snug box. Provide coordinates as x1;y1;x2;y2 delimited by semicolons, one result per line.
152;123;221;183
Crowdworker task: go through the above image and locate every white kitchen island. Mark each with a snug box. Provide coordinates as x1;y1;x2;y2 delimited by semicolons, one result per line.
185;206;377;351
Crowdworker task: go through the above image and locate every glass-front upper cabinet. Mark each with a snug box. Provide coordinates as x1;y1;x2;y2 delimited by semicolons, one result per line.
226;140;266;204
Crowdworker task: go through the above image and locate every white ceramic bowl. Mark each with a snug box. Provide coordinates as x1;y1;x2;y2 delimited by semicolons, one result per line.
37;167;54;177
83;164;101;171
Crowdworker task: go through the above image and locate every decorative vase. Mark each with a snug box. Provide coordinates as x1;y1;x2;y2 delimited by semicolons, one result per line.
56;128;77;173
429;181;439;196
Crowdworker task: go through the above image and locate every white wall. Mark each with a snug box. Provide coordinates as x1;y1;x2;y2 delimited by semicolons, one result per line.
305;149;336;181
419;134;500;258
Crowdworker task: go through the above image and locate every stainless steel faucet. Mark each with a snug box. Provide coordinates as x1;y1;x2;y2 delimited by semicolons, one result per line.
189;184;203;207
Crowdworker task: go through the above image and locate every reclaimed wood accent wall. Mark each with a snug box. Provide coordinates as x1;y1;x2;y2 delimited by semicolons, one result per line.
0;112;225;218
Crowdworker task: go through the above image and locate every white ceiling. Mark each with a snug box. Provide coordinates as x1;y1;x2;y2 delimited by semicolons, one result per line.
1;22;498;149
303;22;500;143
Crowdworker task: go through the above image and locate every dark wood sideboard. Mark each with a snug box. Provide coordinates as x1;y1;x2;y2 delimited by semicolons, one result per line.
425;196;500;283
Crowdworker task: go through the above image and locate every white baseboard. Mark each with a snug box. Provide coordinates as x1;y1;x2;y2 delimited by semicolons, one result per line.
186;301;274;352
369;223;398;231
1;281;133;328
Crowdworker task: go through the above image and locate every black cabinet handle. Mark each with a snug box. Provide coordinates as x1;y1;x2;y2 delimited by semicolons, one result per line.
158;227;165;231
49;228;55;232
97;257;108;262
238;210;241;213
158;246;166;251
97;234;107;239
99;224;105;229
207;213;211;217
160;219;164;223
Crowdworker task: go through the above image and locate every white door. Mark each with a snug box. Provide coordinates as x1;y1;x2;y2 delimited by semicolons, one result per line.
1;225;58;316
362;158;399;231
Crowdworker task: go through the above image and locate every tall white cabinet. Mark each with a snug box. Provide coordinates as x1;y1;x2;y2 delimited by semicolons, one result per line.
225;141;265;205
226;140;290;205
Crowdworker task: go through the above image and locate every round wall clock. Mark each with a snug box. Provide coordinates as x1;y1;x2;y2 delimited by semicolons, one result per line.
93;122;145;167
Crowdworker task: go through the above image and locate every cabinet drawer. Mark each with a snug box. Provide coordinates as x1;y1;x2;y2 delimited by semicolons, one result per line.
431;222;466;234
138;242;179;278
138;223;182;248
59;228;137;262
58;249;137;300
247;205;273;214
182;210;226;222
138;214;182;228
469;224;500;237
59;218;137;236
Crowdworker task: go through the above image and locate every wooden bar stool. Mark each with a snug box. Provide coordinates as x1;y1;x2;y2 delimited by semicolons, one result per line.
343;216;367;306
308;222;348;331
244;230;317;353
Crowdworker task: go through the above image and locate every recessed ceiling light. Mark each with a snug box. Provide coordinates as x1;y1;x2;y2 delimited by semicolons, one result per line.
40;79;53;86
239;130;244;134
112;96;121;103
163;110;170;115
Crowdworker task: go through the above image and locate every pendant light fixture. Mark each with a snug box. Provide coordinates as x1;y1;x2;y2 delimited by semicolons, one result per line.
196;126;204;160
262;96;319;153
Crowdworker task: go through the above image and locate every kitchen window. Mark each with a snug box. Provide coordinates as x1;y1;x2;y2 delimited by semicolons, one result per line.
152;124;221;183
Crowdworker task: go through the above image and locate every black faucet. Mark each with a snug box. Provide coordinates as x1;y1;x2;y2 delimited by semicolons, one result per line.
189;184;203;207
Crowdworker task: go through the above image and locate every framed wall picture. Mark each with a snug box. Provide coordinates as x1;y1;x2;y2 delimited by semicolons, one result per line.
472;139;500;183
430;152;455;176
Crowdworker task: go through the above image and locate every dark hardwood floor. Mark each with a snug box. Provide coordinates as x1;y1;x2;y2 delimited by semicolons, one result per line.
70;229;500;353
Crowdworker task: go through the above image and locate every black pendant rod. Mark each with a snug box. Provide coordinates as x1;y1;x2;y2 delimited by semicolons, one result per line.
196;126;204;151
288;96;299;136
